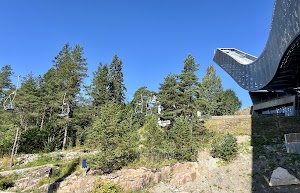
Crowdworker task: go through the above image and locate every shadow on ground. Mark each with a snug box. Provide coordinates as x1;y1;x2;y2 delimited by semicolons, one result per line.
47;158;79;193
251;115;300;192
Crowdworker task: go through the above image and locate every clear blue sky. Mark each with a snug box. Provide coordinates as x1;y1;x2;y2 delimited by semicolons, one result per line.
0;0;274;108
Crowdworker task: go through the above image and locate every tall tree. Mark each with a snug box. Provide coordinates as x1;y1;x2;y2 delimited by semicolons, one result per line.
200;64;222;115
15;73;48;154
131;86;152;106
89;63;110;107
142;116;165;161
16;73;41;129
86;102;137;172
171;116;198;161
8;73;42;167
158;74;179;121
177;54;199;117
41;43;88;150
0;65;13;100
131;86;154;126
216;89;242;115
109;55;126;103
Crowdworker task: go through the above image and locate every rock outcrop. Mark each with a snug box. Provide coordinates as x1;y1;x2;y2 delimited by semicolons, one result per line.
100;166;173;191
169;162;198;186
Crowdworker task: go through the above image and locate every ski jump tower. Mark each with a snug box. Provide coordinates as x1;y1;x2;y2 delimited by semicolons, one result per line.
213;0;300;116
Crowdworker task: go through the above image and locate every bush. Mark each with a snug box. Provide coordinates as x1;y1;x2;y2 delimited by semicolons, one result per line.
90;180;122;193
211;133;238;162
0;175;14;190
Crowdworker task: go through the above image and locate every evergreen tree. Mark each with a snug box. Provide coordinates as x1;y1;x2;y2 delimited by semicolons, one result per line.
16;73;42;129
142;116;165;161
86;102;137;172
89;63;110;107
109;55;126;103
131;86;153;126
41;43;88;150
200;65;222;115
177;54;199;117
158;74;179;121
171;117;198;161
216;89;242;115
53;43;88;100
0;65;13;100
131;86;152;106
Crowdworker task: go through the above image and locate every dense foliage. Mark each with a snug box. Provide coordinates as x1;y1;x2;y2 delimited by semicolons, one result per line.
211;133;238;162
0;46;241;172
0;174;15;190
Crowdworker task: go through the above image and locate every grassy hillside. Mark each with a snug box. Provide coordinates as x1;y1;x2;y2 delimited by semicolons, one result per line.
204;117;251;136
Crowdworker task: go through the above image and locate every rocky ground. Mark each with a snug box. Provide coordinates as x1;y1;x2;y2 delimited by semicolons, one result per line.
1;116;300;193
148;135;252;193
1;135;253;193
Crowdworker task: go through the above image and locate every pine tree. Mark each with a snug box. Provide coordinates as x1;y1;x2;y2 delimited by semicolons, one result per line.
41;43;88;150
17;73;41;124
142;116;165;161
0;65;13;100
158;74;179;121
131;86;153;106
200;64;222;115
177;54;199;117
131;86;153;126
109;55;126;103
15;73;48;153
0;65;15;157
86;102;137;172
89;63;110;107
216;89;242;115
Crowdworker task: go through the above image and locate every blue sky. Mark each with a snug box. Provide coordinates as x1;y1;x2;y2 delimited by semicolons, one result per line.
0;0;274;108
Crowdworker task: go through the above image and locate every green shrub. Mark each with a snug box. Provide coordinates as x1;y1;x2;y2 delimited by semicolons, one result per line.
211;133;238;162
0;175;14;190
52;158;80;183
90;180;122;193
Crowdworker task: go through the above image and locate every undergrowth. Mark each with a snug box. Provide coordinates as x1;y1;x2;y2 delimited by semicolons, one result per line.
90;180;151;193
0;173;17;190
128;158;177;169
211;133;238;162
14;154;64;170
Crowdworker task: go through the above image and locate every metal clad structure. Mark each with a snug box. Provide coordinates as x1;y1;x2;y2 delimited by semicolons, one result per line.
213;0;300;91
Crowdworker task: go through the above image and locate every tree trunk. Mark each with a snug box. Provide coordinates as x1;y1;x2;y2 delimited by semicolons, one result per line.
10;126;20;169
40;110;45;129
62;124;68;151
14;130;22;155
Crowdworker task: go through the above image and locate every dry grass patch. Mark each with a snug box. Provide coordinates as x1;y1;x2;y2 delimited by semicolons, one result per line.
204;118;251;136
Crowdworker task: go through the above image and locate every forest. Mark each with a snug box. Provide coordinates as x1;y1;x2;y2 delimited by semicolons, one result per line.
0;43;241;171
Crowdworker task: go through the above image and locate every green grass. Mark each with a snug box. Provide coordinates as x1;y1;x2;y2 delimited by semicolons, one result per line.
13;154;64;170
50;158;80;183
0;173;18;190
0;157;10;171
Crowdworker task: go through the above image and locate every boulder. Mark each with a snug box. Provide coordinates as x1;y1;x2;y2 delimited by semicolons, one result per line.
269;167;300;186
